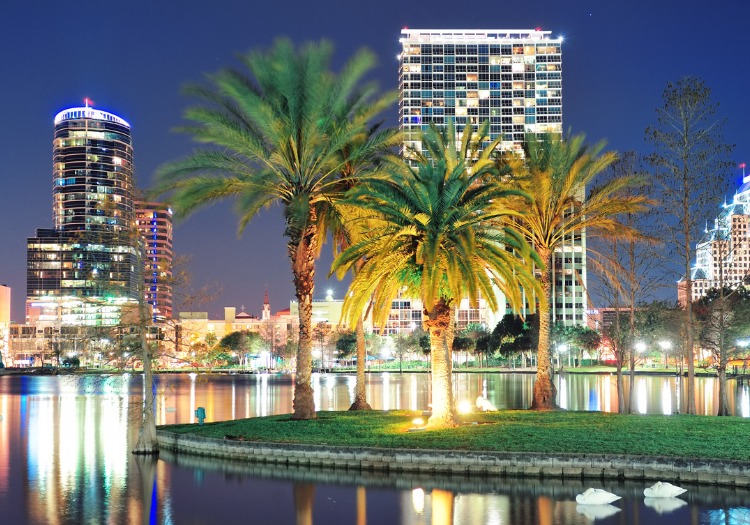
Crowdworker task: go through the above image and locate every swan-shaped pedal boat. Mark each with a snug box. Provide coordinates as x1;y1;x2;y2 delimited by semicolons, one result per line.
575;488;621;505
643;482;687;498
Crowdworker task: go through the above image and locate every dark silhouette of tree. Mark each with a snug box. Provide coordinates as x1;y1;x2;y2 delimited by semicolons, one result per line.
645;76;735;414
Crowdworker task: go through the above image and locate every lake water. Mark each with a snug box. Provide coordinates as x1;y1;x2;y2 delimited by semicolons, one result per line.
0;372;748;524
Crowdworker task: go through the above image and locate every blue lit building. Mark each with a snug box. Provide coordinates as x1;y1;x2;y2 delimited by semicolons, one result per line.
135;202;173;322
680;171;750;305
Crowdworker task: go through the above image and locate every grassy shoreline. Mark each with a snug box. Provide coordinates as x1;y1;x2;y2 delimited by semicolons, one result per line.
162;410;750;462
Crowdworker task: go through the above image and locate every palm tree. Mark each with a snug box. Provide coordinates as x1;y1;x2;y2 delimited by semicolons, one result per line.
328;126;401;411
153;39;396;419
333;123;541;428
501;134;650;410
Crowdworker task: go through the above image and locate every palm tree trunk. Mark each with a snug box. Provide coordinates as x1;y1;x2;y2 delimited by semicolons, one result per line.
349;315;371;410
430;489;455;525
290;226;318;420
425;299;458;428
356;486;367;525
532;249;557;409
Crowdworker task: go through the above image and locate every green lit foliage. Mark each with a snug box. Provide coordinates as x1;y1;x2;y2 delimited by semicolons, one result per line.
334;122;540;427
153;39;396;419
500;133;649;409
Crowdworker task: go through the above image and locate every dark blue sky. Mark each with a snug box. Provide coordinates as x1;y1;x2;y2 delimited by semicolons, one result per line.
1;0;748;322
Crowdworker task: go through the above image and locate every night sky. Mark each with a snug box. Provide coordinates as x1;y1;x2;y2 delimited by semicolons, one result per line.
1;0;749;322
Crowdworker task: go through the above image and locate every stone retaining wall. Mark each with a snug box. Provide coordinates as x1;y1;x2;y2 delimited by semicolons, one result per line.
156;430;750;488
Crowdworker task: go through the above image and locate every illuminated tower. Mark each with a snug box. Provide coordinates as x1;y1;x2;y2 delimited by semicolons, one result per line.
26;102;139;326
135;202;173;321
399;29;586;327
52;103;134;232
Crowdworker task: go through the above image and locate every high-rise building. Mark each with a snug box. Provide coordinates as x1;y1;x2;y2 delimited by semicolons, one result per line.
680;170;750;305
52;105;134;233
26;103;140;326
399;29;563;154
399;29;586;327
135;202;174;321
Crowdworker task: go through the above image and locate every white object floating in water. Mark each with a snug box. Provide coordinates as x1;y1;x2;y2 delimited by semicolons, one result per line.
643;481;687;498
644;497;687;514
575;504;621;520
576;488;621;505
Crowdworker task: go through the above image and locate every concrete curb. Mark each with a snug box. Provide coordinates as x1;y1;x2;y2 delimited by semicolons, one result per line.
156;430;750;488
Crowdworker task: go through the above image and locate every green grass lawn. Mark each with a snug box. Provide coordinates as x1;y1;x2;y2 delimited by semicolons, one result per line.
161;410;750;462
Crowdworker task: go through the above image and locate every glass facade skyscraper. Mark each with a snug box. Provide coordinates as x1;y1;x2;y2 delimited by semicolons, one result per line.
26;104;140;326
399;29;586;326
52;107;134;233
400;29;562;155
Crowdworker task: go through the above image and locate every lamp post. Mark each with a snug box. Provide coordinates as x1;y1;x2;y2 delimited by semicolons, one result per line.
635;342;647;369
658;341;672;369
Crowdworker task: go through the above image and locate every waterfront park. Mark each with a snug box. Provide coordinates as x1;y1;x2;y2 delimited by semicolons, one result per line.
106;39;750;522
6;35;750;525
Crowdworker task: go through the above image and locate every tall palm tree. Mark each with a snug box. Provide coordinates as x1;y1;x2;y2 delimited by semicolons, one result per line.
153;39;396;419
501;134;650;410
333;123;541;428
327;126;401;411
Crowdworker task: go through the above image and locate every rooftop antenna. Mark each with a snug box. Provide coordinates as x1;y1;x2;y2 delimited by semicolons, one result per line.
742;163;748;183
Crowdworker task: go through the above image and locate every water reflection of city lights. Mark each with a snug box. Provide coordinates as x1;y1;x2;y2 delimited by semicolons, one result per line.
346;375;356;406
231;382;236;421
410;374;418;411
412;488;425;514
661;380;672;415
603;374;611;411
312;374;321;411
742;387;750;418
637;379;647;414
382;372;390;411
559;375;567;410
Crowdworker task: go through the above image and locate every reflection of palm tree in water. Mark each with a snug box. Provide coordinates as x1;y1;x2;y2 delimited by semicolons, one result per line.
431;489;454;525
293;484;367;525
537;496;552;525
356;486;367;525
294;483;315;525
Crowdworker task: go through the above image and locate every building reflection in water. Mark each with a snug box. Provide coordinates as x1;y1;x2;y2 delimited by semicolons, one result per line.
0;395;8;496
146;372;750;427
24;375;136;524
6;373;750;525
662;379;672;415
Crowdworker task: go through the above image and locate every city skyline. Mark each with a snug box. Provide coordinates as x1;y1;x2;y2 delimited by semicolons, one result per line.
1;1;750;321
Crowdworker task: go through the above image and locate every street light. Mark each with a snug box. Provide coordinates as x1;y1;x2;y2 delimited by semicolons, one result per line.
557;344;568;370
658;341;672;369
635;342;647;369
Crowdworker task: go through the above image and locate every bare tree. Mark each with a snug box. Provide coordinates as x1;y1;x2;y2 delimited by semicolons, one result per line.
589;151;662;413
645;76;734;415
